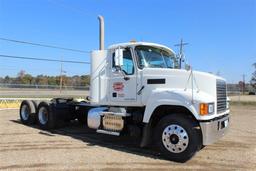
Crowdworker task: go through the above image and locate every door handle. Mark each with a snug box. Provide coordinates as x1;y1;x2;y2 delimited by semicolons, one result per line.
137;86;145;95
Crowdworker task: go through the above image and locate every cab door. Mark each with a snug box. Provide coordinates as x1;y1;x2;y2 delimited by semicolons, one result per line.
109;48;137;104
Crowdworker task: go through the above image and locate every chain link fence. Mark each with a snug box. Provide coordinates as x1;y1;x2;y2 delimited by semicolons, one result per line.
0;83;89;90
1;83;255;109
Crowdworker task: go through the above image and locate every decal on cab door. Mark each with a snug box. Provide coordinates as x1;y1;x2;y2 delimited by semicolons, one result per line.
113;82;124;92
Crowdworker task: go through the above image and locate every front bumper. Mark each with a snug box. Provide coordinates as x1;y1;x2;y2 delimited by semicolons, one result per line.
199;114;229;145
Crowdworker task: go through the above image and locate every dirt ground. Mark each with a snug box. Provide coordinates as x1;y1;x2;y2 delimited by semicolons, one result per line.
229;95;256;102
0;105;255;171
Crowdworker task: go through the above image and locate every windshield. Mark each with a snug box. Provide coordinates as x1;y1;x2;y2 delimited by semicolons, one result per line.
135;45;177;69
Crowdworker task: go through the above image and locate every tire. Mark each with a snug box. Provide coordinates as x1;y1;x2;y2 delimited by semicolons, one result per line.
155;114;201;162
31;100;39;109
76;105;89;125
19;100;36;125
36;101;56;130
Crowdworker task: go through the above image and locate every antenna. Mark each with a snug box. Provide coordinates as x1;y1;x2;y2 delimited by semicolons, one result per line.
174;39;189;68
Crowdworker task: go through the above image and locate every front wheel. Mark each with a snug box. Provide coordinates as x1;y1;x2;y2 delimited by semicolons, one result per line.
155;114;201;162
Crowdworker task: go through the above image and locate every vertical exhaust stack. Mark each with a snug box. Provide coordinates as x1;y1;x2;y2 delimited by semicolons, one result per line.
98;15;104;50
90;15;107;104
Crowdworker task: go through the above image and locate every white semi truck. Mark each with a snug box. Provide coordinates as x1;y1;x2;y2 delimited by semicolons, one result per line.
19;16;229;162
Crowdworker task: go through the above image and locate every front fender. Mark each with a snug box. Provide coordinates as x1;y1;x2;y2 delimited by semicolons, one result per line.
143;89;199;123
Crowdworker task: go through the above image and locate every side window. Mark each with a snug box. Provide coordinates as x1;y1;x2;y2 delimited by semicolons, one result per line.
112;48;134;75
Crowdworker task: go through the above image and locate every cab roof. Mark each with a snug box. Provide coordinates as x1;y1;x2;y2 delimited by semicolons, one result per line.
108;42;175;55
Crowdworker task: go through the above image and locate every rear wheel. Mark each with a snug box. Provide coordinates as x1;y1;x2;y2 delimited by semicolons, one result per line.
155;114;201;162
37;102;56;130
20;100;36;125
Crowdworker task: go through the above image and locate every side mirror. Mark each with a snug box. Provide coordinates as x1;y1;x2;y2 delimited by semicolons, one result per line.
114;48;124;67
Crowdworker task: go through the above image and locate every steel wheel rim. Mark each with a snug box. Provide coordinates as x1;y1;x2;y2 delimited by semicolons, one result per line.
38;107;48;125
21;105;29;121
162;124;189;153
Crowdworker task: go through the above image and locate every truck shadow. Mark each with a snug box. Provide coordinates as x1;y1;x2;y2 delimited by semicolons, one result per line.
10;119;166;161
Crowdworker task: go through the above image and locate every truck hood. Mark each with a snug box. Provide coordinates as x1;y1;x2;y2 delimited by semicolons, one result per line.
141;68;225;102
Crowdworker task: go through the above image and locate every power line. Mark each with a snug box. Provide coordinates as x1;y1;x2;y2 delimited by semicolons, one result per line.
0;54;90;64
0;37;90;53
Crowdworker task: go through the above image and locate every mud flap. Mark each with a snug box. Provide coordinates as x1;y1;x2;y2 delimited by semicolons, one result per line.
140;124;152;147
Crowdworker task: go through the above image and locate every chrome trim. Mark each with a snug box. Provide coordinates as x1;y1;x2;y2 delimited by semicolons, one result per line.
87;107;107;129
162;124;189;153
96;129;120;136
200;114;229;145
216;80;227;113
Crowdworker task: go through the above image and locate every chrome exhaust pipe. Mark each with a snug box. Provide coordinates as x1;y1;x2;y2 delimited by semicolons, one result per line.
98;15;104;50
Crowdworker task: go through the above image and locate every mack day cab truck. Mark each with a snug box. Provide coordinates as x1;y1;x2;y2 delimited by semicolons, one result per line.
19;16;230;162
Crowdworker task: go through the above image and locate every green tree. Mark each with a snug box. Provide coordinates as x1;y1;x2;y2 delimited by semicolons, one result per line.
2;71;90;88
48;76;58;85
16;70;33;84
21;74;33;84
17;70;26;84
36;75;48;85
81;75;90;86
4;76;10;84
71;75;81;87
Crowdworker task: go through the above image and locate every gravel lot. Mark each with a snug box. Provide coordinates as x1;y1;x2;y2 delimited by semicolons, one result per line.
0;105;255;171
229;95;256;102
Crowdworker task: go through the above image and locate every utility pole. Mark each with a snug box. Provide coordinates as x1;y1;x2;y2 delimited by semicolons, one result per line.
59;61;63;93
174;39;189;68
59;60;66;93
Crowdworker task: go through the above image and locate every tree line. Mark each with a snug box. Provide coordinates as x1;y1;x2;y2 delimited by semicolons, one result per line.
0;63;255;90
0;70;90;87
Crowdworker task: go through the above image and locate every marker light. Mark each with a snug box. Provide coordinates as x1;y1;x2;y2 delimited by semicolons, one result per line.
200;103;208;115
200;103;215;115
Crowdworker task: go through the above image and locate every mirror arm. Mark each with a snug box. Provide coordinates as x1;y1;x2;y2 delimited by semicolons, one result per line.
124;76;130;81
120;70;130;81
115;66;130;81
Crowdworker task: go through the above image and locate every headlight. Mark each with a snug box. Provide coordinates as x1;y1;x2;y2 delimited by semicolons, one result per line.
208;103;214;114
199;103;214;115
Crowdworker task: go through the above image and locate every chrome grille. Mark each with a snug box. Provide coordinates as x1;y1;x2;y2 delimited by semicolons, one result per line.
217;80;227;113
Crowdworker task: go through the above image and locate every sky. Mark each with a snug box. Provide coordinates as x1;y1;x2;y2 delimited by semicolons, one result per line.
0;0;255;83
